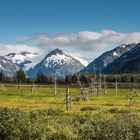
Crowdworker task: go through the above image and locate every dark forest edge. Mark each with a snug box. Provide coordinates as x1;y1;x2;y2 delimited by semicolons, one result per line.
1;69;140;85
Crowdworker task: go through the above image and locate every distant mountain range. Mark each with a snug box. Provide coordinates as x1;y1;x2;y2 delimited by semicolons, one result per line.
1;42;140;78
80;43;136;74
1;49;88;77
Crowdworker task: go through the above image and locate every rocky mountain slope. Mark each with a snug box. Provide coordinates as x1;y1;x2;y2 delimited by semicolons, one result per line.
80;44;135;74
27;49;85;77
0;56;18;77
103;43;140;74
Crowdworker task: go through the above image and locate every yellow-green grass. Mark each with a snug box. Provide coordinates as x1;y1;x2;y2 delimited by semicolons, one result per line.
0;85;140;115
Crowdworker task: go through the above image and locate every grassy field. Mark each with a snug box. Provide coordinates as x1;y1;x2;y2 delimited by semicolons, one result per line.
0;85;140;139
0;85;140;115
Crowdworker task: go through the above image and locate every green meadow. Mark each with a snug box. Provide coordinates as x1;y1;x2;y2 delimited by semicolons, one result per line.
0;85;140;114
0;85;140;139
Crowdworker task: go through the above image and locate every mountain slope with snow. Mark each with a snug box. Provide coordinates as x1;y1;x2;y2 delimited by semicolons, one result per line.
71;56;89;67
103;43;140;73
80;43;135;74
4;52;39;70
27;49;85;77
0;56;18;77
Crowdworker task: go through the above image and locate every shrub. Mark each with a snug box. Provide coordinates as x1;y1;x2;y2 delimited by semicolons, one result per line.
0;108;31;140
78;114;140;140
0;108;139;140
80;106;99;111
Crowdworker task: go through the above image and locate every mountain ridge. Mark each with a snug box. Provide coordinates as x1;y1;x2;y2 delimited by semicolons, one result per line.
4;52;39;70
27;49;85;78
80;43;136;74
103;43;140;73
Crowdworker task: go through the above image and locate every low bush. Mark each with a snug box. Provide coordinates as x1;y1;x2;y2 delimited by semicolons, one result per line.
80;106;99;111
0;108;139;140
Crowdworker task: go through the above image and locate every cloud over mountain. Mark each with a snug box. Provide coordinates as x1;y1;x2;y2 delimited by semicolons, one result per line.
26;30;140;51
1;30;140;61
0;44;41;55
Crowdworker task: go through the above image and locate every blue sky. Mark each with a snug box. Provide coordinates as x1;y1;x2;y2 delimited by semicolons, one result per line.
0;0;140;61
0;0;140;43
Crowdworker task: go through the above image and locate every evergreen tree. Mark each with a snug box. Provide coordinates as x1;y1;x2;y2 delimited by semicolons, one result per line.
0;71;5;82
37;72;46;83
15;69;26;83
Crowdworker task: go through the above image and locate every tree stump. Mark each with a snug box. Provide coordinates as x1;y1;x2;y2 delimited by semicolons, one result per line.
66;88;71;111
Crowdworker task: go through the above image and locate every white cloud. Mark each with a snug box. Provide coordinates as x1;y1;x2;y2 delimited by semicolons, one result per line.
1;30;140;63
31;30;140;52
0;44;42;55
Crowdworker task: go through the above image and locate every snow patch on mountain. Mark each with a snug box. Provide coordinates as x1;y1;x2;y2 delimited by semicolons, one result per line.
113;52;118;56
80;43;136;74
0;64;4;70
4;52;39;70
0;56;18;77
43;53;75;68
2;59;7;64
5;52;37;64
27;49;85;78
71;56;89;66
120;44;126;48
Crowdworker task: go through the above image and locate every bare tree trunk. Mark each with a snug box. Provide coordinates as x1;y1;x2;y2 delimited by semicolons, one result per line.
90;76;96;96
54;76;57;94
77;73;83;96
19;79;22;90
103;75;106;96
31;83;35;94
0;83;6;91
66;88;71;111
115;75;118;96
90;78;94;95
99;71;102;96
97;80;99;97
75;73;89;101
77;73;82;89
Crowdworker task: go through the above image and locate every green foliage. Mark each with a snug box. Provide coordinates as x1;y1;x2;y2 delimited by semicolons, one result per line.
108;107;119;113
0;108;140;140
0;108;31;140
78;114;140;140
80;106;100;111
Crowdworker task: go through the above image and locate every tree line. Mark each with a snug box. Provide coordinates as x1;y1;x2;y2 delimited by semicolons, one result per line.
0;69;140;84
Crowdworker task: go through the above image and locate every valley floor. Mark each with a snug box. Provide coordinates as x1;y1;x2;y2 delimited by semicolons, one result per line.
0;85;140;139
0;85;140;115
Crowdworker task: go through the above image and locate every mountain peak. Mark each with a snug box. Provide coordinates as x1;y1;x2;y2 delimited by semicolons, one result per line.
20;51;33;56
47;49;63;57
54;48;63;53
43;49;74;67
27;49;86;77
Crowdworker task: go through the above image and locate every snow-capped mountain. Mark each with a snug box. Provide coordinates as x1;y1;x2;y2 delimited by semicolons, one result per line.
80;43;135;74
0;56;18;77
4;52;39;70
27;49;85;77
103;43;140;73
71;56;89;67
